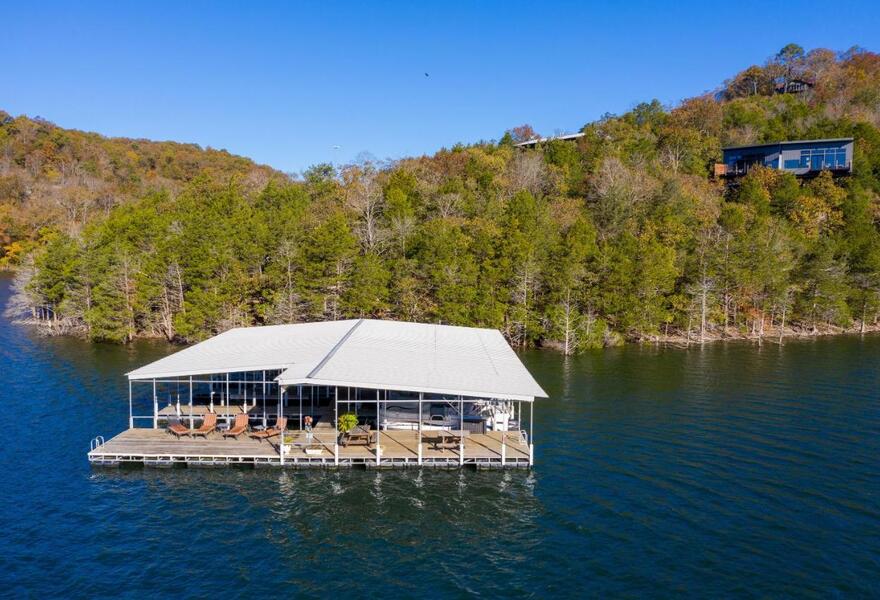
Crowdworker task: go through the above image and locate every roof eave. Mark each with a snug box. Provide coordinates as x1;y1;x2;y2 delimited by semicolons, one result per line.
722;137;854;152
276;376;544;402
127;363;295;381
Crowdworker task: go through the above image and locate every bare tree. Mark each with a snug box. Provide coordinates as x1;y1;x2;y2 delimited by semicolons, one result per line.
507;151;547;198
3;257;38;321
434;192;461;219
389;213;416;255
266;239;304;324
590;157;657;238
343;165;386;253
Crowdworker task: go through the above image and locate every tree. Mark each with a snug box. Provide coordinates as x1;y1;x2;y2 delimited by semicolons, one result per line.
508;124;538;144
725;66;773;98
774;43;807;89
301;212;357;319
343;253;390;317
545;217;599;353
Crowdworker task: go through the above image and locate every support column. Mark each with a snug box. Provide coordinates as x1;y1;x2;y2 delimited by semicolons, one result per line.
225;373;230;419
262;370;267;428
334;387;339;466
128;380;133;429
298;385;303;429
417;392;423;465
189;375;194;430
375;388;381;467
459;395;464;466
529;400;534;467
152;379;158;429
279;386;285;466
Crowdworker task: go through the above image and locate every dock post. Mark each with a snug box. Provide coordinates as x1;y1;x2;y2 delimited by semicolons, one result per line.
529;400;534;467
459;395;464;466
418;392;423;466
279;386;285;466
128;380;133;429
189;375;194;430
375;388;381;468
152;378;158;429
225;372;230;423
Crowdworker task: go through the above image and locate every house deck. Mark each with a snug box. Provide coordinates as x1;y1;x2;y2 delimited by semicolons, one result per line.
88;428;532;468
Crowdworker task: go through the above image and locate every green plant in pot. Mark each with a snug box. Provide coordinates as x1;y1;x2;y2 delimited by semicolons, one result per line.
338;412;358;435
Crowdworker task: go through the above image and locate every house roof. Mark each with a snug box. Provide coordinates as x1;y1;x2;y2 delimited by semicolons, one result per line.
514;132;585;148
127;319;548;401
722;138;854;152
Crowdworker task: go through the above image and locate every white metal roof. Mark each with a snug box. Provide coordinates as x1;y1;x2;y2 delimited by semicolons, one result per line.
127;319;547;401
514;132;584;147
126;320;356;381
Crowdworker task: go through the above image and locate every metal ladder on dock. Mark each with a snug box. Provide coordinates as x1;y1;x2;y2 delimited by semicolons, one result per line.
89;436;105;452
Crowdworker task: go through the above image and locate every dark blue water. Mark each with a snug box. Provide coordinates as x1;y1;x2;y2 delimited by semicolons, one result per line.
1;273;878;598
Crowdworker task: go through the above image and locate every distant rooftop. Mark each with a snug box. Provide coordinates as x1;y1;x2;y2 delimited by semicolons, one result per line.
514;132;585;148
722;138;854;152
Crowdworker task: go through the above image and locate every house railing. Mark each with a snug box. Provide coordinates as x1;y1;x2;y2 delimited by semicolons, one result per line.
716;161;852;177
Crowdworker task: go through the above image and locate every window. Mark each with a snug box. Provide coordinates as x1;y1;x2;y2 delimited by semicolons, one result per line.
784;159;801;169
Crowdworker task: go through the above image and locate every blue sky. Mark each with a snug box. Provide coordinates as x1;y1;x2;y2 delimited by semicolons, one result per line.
3;1;879;173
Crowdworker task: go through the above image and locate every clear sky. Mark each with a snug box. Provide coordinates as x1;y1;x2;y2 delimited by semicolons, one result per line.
3;1;879;174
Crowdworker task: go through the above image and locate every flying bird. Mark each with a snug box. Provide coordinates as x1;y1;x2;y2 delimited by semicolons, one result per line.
424;72;429;77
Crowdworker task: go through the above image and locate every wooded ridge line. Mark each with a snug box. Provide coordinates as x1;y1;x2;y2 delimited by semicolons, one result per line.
2;44;879;352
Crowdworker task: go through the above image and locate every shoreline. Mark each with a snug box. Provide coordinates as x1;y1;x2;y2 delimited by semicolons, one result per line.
637;322;880;348
13;314;880;351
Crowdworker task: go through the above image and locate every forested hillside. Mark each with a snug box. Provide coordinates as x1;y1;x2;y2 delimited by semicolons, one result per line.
6;44;880;350
0;112;281;264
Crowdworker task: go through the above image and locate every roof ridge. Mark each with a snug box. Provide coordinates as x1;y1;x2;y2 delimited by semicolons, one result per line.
306;318;364;379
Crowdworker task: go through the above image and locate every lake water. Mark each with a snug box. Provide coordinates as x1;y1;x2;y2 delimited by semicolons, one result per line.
1;273;878;598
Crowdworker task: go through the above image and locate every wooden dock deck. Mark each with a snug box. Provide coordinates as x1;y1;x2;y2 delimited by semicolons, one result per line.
88;428;532;468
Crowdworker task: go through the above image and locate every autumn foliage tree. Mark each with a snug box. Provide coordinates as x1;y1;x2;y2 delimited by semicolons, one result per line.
7;44;880;349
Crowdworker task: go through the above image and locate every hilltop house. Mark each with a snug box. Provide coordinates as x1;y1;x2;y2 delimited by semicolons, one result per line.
514;132;585;149
715;138;854;178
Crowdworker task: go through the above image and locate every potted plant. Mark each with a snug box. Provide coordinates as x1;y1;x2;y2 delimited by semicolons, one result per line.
337;412;358;438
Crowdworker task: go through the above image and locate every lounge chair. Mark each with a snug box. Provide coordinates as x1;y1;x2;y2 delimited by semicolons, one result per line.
167;419;189;438
222;414;249;438
191;413;218;438
249;417;287;443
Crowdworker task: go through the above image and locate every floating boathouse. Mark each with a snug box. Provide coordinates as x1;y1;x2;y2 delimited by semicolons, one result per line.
88;319;547;468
